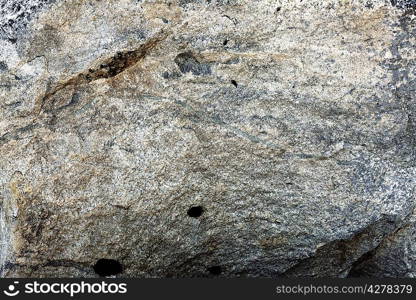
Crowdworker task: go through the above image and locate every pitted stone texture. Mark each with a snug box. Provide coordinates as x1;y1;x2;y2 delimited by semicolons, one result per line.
0;0;415;277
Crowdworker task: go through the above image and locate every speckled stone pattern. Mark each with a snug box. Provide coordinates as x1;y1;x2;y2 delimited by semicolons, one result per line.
0;0;415;277
0;0;56;41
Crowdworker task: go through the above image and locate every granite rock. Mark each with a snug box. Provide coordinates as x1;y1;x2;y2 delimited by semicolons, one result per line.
0;0;415;277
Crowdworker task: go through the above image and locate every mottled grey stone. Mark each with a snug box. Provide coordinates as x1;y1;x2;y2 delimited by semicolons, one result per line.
0;0;415;278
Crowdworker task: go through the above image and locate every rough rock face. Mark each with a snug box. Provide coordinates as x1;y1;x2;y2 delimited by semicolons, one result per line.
0;0;415;277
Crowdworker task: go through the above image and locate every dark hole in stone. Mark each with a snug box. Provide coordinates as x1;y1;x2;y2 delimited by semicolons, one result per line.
93;259;123;277
231;80;238;87
223;39;229;46
208;266;222;275
187;206;204;218
276;7;281;12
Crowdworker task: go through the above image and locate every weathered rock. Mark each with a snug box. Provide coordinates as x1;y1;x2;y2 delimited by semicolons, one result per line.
0;0;415;277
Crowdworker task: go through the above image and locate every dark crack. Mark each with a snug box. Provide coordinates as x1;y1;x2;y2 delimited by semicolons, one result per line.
347;222;414;277
280;215;403;277
36;34;167;114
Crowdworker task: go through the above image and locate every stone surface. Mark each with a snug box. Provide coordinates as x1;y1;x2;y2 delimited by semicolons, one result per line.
0;0;415;277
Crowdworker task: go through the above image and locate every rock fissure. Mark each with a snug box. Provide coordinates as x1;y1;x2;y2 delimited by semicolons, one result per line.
35;33;168;114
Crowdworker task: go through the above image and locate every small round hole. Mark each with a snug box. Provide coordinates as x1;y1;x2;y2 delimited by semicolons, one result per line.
231;80;238;87
187;206;204;218
93;259;123;277
223;39;229;46
208;266;222;275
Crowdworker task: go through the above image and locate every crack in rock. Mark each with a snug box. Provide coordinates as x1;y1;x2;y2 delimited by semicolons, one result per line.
35;34;167;114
